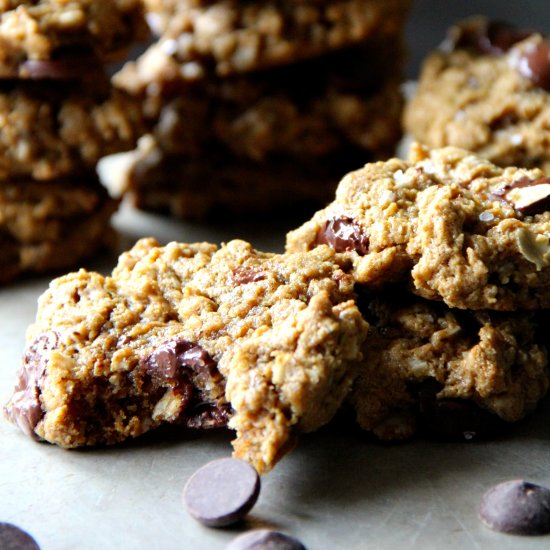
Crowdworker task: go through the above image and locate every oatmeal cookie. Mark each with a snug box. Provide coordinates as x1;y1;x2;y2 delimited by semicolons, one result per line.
4;238;367;473
0;82;146;180
404;18;550;173
0;0;147;77
0;175;117;283
286;143;550;310
135;0;410;78
114;41;404;161
350;291;548;441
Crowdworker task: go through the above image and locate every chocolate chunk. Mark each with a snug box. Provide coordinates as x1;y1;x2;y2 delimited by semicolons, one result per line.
232;267;267;285
145;340;217;387
315;217;369;255
19;59;96;80
183;457;260;527
517;40;550;91
491;177;550;215
0;523;40;549
448;19;533;55
3;332;58;438
479;480;550;535
227;529;306;550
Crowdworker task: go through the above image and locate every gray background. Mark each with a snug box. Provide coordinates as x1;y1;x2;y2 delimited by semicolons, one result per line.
406;0;550;77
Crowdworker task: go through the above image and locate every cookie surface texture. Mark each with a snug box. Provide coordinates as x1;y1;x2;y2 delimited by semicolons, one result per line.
286;143;550;310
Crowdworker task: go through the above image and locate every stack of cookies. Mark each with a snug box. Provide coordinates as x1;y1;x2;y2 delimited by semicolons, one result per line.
0;0;147;283
109;0;412;220
287;142;549;441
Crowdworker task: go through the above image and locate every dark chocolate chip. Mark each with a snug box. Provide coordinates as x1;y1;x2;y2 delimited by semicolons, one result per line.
144;339;217;387
479;480;550;535
0;523;40;549
491;176;550;215
232;267;267;285
183;458;260;527
226;530;306;550
315;217;369;255
447;19;533;55
3;332;58;438
517;40;550;91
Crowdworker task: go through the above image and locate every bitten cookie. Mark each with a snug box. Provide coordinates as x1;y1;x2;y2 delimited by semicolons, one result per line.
404;17;550;173
4;238;367;473
350;291;548;441
286;143;550;310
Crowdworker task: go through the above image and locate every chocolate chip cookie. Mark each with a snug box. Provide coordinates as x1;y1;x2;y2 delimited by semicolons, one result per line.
0;81;145;181
0;0;147;78
0;175;118;283
110;36;404;219
139;0;411;78
4;238;367;473
286;143;550;310
350;291;548;441
404;17;550;173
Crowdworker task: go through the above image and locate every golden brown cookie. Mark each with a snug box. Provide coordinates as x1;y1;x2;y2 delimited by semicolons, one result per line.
4;238;367;473
286;143;550;310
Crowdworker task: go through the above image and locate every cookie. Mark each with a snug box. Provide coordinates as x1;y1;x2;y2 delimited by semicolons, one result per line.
286;143;550;310
109;40;404;220
350;291;548;441
0;81;146;180
138;0;411;78
404;17;550;173
0;175;118;283
0;0;147;78
3;238;367;473
115;40;404;161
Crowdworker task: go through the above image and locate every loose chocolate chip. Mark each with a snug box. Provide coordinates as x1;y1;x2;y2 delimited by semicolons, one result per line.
226;530;306;550
491;177;550;215
517;40;550;91
479;480;550;535
0;523;40;549
183;458;260;527
315;217;369;255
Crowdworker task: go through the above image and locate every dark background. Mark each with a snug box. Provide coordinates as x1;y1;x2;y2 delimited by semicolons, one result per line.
405;0;550;77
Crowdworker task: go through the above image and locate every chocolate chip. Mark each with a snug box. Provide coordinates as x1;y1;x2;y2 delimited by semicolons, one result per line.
517;40;550;91
232;267;267;285
491;177;550;215
448;19;533;55
183;458;260;527
226;530;306;550
3;332;58;438
144;340;217;387
479;480;550;535
0;523;40;549
315;217;369;255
